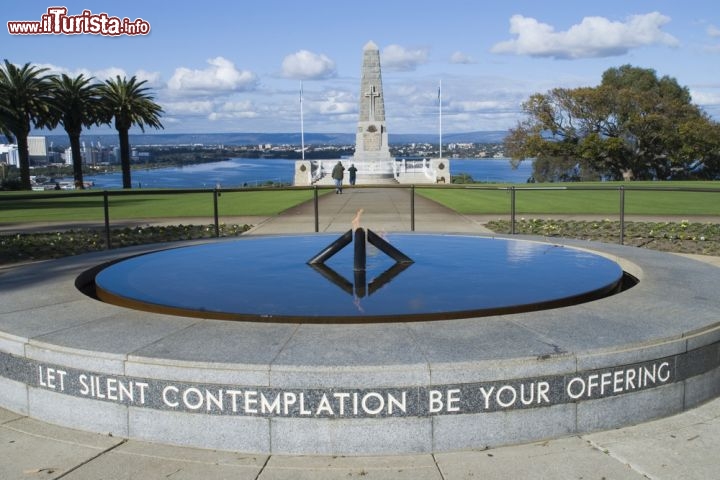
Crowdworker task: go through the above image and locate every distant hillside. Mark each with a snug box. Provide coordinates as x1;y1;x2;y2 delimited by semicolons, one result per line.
391;131;508;144
43;131;507;148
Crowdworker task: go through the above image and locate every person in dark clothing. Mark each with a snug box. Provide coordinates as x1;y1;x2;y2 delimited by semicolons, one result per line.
348;164;358;186
331;161;345;194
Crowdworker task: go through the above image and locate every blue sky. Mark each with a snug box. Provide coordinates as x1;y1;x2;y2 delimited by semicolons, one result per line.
4;1;720;136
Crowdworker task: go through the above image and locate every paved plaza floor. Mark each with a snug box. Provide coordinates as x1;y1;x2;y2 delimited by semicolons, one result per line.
2;398;719;479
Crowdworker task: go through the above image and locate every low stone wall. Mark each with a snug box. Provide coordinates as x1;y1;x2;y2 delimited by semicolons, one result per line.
0;237;718;454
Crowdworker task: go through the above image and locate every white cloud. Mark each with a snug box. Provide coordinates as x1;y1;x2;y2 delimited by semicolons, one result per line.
454;99;512;112
207;99;258;121
219;100;254;112
135;69;162;87
167;57;257;94
162;100;214;115
34;63;86;78
690;89;720;106
34;63;162;85
208;111;258;121
450;51;475;64
491;12;679;59
708;25;720;37
281;50;336;80
317;99;355;115
310;89;354;116
381;44;429;71
93;67;129;81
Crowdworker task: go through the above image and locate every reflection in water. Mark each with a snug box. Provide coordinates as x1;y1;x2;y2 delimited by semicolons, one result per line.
307;227;414;309
309;261;413;299
505;239;550;264
94;235;625;322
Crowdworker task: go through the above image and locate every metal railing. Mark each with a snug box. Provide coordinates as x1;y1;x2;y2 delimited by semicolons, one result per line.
2;184;718;249
498;184;720;241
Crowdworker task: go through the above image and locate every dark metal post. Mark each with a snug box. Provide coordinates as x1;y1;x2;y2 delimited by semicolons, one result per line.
410;185;415;232
308;230;353;264
353;228;367;297
103;191;111;249
510;186;516;235
354;228;366;271
313;186;319;233
619;186;625;245
367;229;413;264
213;188;220;237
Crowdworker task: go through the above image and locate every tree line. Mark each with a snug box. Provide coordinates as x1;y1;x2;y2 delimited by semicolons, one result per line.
504;65;720;182
0;60;163;190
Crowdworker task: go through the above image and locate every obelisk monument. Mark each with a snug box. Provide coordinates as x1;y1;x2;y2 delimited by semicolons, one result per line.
352;41;395;182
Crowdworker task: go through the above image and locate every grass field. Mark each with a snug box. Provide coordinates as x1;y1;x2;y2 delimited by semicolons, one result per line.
2;182;719;265
0;189;318;223
417;181;720;216
1;182;719;224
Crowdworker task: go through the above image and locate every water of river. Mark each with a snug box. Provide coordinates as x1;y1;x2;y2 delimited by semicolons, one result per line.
78;157;533;189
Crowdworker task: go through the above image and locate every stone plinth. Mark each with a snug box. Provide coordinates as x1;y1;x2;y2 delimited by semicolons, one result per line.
1;237;719;454
352;41;394;182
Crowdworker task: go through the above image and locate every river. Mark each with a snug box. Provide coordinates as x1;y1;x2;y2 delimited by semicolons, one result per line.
79;157;533;189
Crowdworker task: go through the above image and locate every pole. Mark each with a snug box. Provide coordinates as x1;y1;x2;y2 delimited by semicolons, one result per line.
510;186;516;235
313;185;319;232
103;190;111;249
300;81;305;162
438;80;442;160
354;228;366;271
307;230;353;264
213;188;220;238
367;229;413;264
410;185;415;232
619;186;625;245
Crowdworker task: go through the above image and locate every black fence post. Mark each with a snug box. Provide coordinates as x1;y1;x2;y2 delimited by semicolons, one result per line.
510;186;516;235
314;186;319;233
410;185;415;232
213;188;220;238
103;190;112;249
619;186;625;245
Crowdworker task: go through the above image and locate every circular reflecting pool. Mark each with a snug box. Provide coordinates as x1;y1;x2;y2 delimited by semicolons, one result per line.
92;234;626;322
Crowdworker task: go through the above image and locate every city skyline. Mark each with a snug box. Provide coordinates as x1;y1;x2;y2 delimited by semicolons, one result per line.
4;1;720;136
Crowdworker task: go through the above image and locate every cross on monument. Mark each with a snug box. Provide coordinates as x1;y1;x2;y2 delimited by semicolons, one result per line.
365;85;380;121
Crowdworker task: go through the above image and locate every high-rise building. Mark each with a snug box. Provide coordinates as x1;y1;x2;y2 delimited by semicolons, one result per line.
27;136;49;165
0;144;19;167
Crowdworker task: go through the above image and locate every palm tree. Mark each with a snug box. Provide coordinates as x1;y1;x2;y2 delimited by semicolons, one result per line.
0;60;55;190
99;76;163;189
50;74;104;189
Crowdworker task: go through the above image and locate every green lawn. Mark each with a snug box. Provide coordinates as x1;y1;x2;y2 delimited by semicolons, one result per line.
2;182;719;224
418;181;720;216
0;189;318;223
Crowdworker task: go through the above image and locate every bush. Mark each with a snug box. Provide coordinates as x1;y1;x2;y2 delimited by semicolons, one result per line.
0;223;251;264
485;219;720;256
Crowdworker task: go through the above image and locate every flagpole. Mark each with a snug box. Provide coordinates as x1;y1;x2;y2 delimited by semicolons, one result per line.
300;81;305;162
438;80;442;160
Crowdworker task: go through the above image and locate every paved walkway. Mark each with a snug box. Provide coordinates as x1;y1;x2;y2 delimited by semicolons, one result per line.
247;186;493;235
2;398;719;479
2;187;719;479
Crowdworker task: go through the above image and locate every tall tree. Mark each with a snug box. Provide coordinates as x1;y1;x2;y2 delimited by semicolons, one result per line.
99;76;163;189
49;74;104;189
505;65;719;181
598;65;701;180
0;60;55;190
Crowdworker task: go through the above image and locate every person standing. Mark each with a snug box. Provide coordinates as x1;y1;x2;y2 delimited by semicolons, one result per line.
331;161;345;194
348;163;358;186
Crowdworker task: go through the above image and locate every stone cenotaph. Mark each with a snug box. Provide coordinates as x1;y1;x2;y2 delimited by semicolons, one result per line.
350;41;396;183
294;41;450;185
